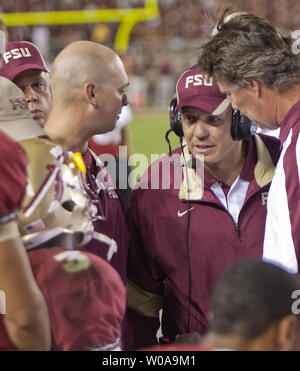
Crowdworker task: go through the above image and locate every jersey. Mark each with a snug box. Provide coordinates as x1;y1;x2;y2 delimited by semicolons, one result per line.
0;247;126;351
0;131;27;224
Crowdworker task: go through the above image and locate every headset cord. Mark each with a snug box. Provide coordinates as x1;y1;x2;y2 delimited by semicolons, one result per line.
180;138;192;333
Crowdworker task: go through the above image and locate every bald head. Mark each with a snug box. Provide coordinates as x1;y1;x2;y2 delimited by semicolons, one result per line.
50;41;126;106
45;41;129;148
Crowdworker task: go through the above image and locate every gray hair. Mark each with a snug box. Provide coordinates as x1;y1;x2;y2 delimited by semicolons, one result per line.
199;10;300;91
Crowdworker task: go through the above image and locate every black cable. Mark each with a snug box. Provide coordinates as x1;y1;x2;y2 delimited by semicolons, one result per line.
165;129;184;167
180;137;192;333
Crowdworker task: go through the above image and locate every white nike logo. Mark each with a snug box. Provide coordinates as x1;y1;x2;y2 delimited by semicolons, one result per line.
177;207;195;217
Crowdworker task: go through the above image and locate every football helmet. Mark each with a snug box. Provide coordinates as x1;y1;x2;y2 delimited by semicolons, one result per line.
18;137;117;260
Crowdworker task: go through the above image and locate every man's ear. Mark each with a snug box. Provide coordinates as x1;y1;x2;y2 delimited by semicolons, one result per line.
84;82;97;107
245;79;261;98
277;315;298;351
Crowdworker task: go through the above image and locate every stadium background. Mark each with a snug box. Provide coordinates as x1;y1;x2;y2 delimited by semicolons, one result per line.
1;0;299;173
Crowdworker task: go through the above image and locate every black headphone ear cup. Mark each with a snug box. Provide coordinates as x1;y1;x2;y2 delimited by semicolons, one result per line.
231;109;240;140
169;97;184;137
231;110;253;140
240;114;253;140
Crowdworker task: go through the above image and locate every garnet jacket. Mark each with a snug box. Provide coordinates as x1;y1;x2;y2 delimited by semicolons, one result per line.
123;134;280;350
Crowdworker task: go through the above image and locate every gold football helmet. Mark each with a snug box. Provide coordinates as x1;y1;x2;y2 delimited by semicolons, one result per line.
17;137;117;260
18;137;93;250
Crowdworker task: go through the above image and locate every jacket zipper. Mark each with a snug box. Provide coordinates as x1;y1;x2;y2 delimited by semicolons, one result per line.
234;223;241;237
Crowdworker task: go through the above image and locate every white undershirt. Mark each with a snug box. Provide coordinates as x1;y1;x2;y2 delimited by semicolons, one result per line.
210;176;250;224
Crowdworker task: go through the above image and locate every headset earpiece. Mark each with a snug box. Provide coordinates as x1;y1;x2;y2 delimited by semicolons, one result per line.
169;98;257;140
169;96;184;137
231;110;257;140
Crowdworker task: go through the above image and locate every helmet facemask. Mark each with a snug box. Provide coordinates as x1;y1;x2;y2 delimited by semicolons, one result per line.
18;138;95;251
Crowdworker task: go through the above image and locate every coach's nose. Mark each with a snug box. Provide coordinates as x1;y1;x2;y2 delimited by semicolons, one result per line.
25;87;38;103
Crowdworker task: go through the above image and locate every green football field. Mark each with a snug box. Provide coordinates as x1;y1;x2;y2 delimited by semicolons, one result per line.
128;107;181;175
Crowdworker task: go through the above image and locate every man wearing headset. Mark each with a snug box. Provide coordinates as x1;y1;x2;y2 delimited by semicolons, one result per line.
123;65;280;350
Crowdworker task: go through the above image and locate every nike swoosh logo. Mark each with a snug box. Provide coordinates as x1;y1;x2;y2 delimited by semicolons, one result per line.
177;207;195;217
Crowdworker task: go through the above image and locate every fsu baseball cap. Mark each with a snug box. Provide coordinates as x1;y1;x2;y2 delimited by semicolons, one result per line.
0;76;45;141
175;66;231;115
0;41;48;81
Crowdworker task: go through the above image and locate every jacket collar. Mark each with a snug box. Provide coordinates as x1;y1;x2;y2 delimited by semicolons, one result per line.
179;134;276;201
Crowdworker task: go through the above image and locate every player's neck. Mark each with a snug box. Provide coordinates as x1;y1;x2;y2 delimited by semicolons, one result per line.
44;109;89;153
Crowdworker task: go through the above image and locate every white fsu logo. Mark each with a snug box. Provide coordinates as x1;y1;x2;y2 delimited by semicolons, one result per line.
261;191;268;206
185;74;213;88
3;48;32;64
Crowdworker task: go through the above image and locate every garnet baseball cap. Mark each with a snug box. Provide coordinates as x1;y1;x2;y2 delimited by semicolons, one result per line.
0;41;48;81
175;66;231;115
0;76;46;141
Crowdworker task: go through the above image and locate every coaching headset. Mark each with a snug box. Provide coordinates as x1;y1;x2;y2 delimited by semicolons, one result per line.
168;95;257;140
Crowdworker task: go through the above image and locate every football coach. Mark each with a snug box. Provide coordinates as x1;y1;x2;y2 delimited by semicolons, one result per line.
198;10;300;274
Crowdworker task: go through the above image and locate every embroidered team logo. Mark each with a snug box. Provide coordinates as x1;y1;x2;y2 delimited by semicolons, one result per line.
185;74;213;88
10;98;28;110
3;48;32;64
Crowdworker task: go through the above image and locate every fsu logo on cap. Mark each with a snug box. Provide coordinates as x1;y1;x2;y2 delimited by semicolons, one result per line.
185;74;213;88
3;48;32;64
10;98;28;110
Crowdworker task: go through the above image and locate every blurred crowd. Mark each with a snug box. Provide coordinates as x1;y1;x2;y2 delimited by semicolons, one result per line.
1;0;300;108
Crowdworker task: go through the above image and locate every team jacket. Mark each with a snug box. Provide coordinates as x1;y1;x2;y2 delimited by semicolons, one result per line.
79;149;129;283
123;134;280;350
0;248;126;351
263;100;300;273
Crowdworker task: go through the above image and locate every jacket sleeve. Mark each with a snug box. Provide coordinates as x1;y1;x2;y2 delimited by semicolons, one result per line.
122;187;164;350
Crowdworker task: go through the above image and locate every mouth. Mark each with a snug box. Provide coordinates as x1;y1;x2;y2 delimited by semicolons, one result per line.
30;109;43;120
193;144;215;154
